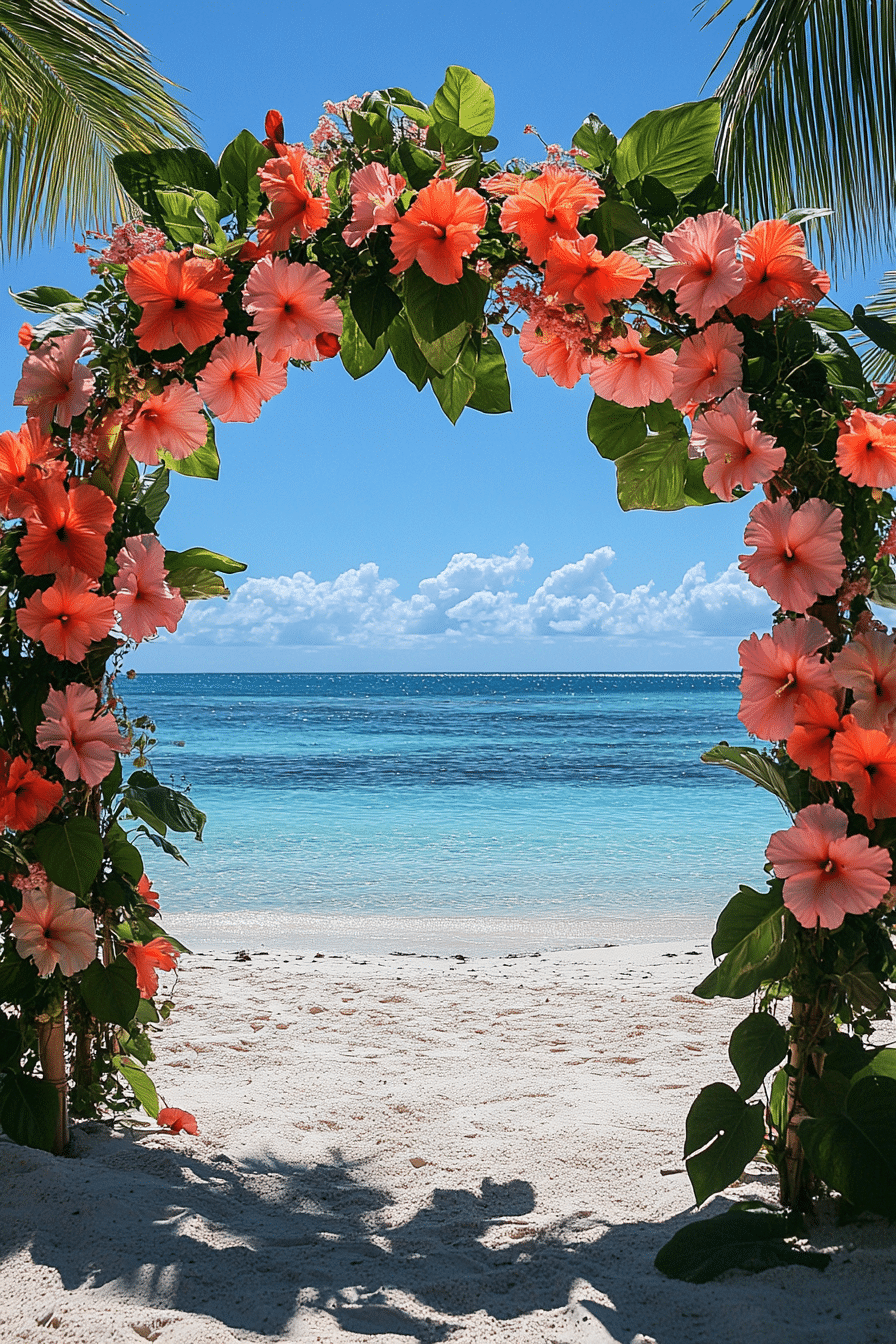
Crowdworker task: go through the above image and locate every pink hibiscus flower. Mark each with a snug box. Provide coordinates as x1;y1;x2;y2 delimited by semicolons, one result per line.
588;327;676;407
124;937;179;998
243;257;343;363
830;630;896;735
829;716;896;825
124;383;207;466
691;390;786;501
671;323;743;413
728;220;830;320
342;163;406;248
196;335;287;423
16;568;116;662
113;534;186;643
738;616;835;741
786;690;843;781
11;882;96;977
13;330;95;432
835;408;896;489
766;803;891;929
519;318;591;389
544;236;649;324
652;211;745;326
35;684;128;787
739;497;844;613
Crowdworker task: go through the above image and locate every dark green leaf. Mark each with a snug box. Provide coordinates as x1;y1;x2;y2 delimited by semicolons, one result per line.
728;1012;788;1099
431;66;495;137
0;1009;20;1070
79;956;139;1028
587;396;647;461
114;147;220;217
396;141;440;190
388;315;433;390
0;1072;59;1151
701;744;794;808
349;110;393;152
769;1067;788;1136
339;303;388;379
101;755;123;807
712;882;785;958
571;114;617;168
696;882;791;999
349;273;402;346
683;455;723;506
628;173;678;217
0;957;39;1007
468;332;512;414
430;344;476;423
614;99;721;195
853;305;896;356
853;1046;896;1085
812;328;868;393
138;468;170;525
409;321;467;375
31;817;103;897
105;821;143;884
614;427;690;511
217;129;269;233
124;772;206;840
161;417;219;480
133;826;186;864
684;1082;766;1205
655;1204;828;1283
164;547;246;576
113;1056;159;1118
154;189;206;245
590;199;648;253
136;997;159;1024
801;1071;851;1119
9;286;84;313
801;1076;896;1216
401;264;488;342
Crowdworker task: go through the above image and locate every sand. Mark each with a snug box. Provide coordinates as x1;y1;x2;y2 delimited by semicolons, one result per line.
1;937;895;1344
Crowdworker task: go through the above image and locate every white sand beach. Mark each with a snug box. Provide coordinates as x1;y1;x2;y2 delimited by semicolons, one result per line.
1;937;894;1344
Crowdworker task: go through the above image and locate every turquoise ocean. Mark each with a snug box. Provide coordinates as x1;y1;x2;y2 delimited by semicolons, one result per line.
124;673;783;954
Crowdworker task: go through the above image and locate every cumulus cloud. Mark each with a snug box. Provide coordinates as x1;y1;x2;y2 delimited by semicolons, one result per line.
166;544;772;650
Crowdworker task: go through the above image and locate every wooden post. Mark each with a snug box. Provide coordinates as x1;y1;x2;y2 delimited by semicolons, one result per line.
780;998;827;1211
37;1014;69;1156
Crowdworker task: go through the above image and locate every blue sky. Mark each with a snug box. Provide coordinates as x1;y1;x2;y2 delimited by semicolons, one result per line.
1;2;887;671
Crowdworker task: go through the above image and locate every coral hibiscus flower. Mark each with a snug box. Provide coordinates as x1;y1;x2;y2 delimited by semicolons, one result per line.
0;420;63;519
257;144;330;252
727;220;830;320
14;330;95;432
835;409;896;489
390;177;488;286
157;1107;199;1134
652;211;745;326
243;257;343;363
17;568;116;662
588;327;676;407
196;335;287;423
671;323;743;413
519;318;590;389
830;629;896;734
739;497;844;613
138;874;160;911
36;684;128;787
11;883;96;977
17;477;115;579
113;534;186;642
737;616;834;740
0;754;63;830
499;166;602;265
343;163;406;248
124;383;208;465
544;236;649;324
691;390;785;501
124;937;180;997
125;250;231;353
766;803;891;929
829;716;896;824
786;690;843;781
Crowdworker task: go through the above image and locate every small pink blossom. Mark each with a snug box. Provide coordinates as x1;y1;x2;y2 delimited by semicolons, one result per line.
88;220;168;272
11;883;97;977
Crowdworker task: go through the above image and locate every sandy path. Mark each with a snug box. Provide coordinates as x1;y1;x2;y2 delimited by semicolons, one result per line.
1;941;894;1343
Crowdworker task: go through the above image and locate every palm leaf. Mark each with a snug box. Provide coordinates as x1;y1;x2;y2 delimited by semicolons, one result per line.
701;0;896;276
0;0;200;254
852;269;896;386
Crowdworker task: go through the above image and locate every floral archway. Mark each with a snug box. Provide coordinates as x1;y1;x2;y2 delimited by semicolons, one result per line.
2;67;896;1244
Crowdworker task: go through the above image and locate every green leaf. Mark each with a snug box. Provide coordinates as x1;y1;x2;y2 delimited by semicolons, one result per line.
812;328;868;393
409;320;468;375
349;110;393;152
133;826;186;864
218;129;269;233
124;771;206;840
0;957;39;1007
162;568;230;601
0;1072;59;1151
136;997;159;1024
9;286;84;313
468;332;512;415
79;956;139;1028
101;755;123;807
401;264;488;342
769;1066;789;1136
683;455;723;507
396;141;440;191
431;66;495;137
587;396;647;461
384;87;432;127
154;189;206;245
695;882;791;1000
388;314;436;389
728;1012;788;1099
801;1071;851;1119
853;305;896;357
801;1076;896;1217
164;547;246;576
614;99;721;195
339;303;388;379
31;817;103;897
590;198;648;254
114;147;220;217
614;427;690;511
571;114;617;169
811;307;855;332
0;1010;21;1070
138;468;170;525
113;1056;160;1118
161;417;219;480
852;1046;896;1086
349;273;402;346
430;343;476;423
105;821;144;884
655;1204;829;1283
701;744;795;809
684;1082;766;1206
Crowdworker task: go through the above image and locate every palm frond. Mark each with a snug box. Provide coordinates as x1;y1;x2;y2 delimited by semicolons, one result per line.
0;0;201;254
704;0;896;277
852;269;896;386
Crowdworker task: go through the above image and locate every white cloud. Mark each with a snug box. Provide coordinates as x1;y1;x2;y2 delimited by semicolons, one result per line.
166;545;772;650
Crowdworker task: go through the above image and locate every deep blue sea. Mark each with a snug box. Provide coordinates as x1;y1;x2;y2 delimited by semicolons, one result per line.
121;673;783;950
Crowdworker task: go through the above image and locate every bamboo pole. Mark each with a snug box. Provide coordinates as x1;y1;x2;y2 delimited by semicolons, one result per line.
37;1014;69;1156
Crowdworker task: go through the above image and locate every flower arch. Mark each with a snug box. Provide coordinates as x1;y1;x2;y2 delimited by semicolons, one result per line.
2;68;896;1239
